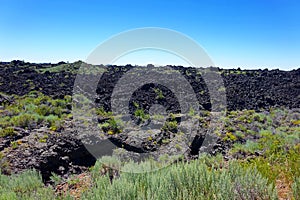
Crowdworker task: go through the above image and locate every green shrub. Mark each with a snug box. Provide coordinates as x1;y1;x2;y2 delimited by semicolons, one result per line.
234;130;245;139
0;127;16;137
34;104;51;116
95;107;112;117
188;107;195;117
50;173;63;186
0;116;11;128
230;140;261;154
252;113;266;123
0;169;56;199
292;176;300;200
153;88;164;100
132;101;139;108
10;113;38;129
99;118;123;134
0;152;10;174
239;143;300;184
44;114;59;127
0;154;282;200
223;131;237;141
162;120;178;133
82;156;277;200
134;108;150;122
0;92;69;131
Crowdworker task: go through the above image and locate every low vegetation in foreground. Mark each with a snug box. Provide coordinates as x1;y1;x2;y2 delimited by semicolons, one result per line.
0;92;299;199
0;152;299;200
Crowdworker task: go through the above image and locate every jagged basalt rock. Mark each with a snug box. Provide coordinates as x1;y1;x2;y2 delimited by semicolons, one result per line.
0;61;299;111
0;61;299;183
2;125;96;183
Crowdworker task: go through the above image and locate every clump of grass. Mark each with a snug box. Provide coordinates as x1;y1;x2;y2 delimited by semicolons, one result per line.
99;118;124;135
153;88;164;100
161;113;178;133
162;120;178;133
95;107;112;117
50;172;63;186
0;127;16;137
134;108;150;123
188;107;195;117
223;131;237;141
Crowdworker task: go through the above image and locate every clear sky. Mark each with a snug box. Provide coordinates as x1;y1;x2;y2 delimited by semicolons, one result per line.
0;0;299;70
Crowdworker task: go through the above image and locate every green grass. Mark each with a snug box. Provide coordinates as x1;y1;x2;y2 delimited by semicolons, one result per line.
98;118;124;135
134;108;150;123
0;127;16;137
153;88;164;100
162;120;178;133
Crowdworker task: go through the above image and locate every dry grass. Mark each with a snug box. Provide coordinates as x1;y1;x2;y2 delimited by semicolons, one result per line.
55;173;92;199
276;173;293;200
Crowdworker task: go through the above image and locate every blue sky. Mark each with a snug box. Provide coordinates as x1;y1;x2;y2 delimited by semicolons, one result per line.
0;0;299;70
